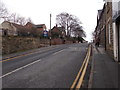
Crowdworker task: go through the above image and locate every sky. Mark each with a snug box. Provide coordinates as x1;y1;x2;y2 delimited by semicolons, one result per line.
1;0;104;42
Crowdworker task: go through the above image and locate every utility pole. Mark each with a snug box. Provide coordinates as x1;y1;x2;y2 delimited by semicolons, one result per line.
50;14;52;46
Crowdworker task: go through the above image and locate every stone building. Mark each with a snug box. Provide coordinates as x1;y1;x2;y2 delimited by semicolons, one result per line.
105;2;114;57
95;5;106;48
100;5;106;49
94;1;120;61
0;21;18;36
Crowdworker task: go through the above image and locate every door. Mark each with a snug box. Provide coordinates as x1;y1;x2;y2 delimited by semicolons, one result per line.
118;22;120;62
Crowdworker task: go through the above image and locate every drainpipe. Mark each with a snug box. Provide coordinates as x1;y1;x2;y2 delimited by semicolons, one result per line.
50;14;52;46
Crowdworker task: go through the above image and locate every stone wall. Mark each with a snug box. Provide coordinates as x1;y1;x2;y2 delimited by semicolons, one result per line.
2;36;50;54
51;38;63;45
106;2;114;57
2;36;75;55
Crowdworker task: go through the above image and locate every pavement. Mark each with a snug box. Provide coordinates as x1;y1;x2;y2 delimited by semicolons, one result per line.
89;44;118;88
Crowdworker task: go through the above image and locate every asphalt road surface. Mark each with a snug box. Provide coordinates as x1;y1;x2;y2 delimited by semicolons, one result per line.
1;43;88;88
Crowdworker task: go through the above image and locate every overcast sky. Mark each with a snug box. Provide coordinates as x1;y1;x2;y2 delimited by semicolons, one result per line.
1;0;104;42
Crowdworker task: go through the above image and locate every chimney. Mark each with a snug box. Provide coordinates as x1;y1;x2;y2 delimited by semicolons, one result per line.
56;24;58;27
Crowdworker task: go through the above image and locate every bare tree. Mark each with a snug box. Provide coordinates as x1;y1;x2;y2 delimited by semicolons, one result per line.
56;12;69;35
56;12;85;38
7;13;17;23
16;16;27;25
7;13;31;25
0;1;8;20
26;17;33;23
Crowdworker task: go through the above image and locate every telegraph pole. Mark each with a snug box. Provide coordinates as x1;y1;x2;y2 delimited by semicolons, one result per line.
50;14;52;46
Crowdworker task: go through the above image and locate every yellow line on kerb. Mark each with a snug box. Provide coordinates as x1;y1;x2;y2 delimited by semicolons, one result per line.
70;45;91;89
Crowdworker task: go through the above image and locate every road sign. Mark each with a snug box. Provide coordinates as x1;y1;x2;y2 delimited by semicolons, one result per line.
43;30;48;37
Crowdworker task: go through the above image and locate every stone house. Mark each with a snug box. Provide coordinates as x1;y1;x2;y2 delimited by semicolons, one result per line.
0;21;18;36
35;24;47;37
99;5;106;49
25;22;38;36
51;25;66;39
0;21;47;37
49;25;66;44
25;22;34;29
105;2;114;58
94;1;120;61
0;21;32;36
35;24;46;31
95;7;106;48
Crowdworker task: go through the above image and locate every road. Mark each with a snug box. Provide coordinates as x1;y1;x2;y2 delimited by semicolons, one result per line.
1;43;88;88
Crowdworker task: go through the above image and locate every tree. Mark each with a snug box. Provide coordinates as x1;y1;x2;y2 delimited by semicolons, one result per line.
56;12;86;38
0;2;33;26
26;18;33;23
0;1;8;20
7;13;30;25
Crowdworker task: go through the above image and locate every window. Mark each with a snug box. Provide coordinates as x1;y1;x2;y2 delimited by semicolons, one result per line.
108;24;111;44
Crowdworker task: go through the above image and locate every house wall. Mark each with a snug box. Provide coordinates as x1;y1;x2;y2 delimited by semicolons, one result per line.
37;25;46;31
100;6;106;48
100;28;106;47
106;2;114;57
1;22;18;36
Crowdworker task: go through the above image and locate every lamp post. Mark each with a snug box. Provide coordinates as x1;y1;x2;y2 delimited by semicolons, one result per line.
50;14;52;46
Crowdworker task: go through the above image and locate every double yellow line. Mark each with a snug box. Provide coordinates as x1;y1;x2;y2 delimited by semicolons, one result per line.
71;44;92;89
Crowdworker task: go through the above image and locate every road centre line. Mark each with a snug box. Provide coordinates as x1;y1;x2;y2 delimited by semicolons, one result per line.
52;49;64;55
0;59;42;79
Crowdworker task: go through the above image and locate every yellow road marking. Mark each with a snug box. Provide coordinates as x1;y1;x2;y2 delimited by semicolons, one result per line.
76;45;91;88
70;45;91;89
70;48;89;89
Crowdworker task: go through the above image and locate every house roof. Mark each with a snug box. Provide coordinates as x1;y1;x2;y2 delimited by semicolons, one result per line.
25;22;34;25
1;21;24;30
12;22;26;30
35;24;46;28
57;27;65;31
52;26;65;31
25;22;34;26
